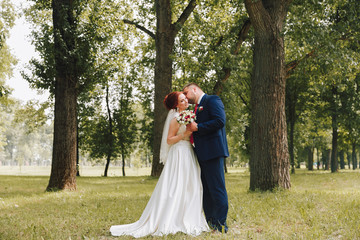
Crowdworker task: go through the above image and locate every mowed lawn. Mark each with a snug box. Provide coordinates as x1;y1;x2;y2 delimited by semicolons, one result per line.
0;168;359;239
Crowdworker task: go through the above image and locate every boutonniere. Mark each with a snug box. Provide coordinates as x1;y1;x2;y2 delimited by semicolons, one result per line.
198;106;204;112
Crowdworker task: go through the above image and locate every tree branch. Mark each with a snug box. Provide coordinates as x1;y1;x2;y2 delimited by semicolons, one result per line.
173;0;197;35
234;18;251;55
123;19;155;39
285;32;354;79
285;49;316;78
213;19;252;97
244;0;269;34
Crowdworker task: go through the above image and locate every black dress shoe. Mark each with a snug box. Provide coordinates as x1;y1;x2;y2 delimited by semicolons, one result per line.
218;224;228;234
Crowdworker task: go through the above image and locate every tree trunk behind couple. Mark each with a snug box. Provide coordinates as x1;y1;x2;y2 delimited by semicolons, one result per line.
151;0;197;176
245;0;291;191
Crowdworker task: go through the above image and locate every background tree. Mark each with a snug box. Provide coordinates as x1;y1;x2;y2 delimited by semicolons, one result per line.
0;0;16;98
113;78;138;176
151;0;197;176
25;0;120;189
245;0;292;191
46;0;86;191
1;99;52;167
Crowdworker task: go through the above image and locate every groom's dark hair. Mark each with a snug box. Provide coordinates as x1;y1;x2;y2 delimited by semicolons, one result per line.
183;82;201;91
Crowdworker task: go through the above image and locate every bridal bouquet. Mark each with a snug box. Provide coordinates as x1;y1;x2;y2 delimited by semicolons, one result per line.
176;110;196;125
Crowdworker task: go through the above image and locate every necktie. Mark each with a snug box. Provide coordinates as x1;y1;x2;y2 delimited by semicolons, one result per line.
194;104;198;113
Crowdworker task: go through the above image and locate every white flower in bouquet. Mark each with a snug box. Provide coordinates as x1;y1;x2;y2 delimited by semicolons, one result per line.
176;110;196;125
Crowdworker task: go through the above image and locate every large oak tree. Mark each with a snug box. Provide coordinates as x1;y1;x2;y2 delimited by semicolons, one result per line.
245;0;291;191
46;0;79;191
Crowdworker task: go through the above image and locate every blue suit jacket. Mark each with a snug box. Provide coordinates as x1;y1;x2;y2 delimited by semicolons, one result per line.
193;94;229;161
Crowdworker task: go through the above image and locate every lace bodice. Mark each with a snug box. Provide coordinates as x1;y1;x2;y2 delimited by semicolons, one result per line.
177;124;190;141
173;112;190;141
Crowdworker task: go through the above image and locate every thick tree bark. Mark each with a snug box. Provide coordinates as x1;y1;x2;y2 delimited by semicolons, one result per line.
245;0;291;191
47;0;78;191
47;84;77;191
151;0;196;177
151;0;174;177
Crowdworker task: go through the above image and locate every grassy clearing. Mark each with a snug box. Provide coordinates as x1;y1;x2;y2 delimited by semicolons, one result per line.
0;169;359;239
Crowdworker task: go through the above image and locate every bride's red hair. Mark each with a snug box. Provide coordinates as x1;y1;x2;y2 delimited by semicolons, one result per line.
163;91;182;110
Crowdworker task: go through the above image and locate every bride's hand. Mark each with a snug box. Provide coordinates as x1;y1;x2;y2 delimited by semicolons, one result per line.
183;130;192;138
186;122;198;132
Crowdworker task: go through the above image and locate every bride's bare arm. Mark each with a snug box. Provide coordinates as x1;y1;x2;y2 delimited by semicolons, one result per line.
167;119;191;144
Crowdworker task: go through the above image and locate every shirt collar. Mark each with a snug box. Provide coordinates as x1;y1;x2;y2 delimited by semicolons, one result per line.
197;93;205;105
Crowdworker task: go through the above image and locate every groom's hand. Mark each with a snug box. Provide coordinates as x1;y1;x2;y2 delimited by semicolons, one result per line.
187;122;198;132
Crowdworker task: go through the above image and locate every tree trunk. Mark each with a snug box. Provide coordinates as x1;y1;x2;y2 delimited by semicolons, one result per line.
122;152;126;176
339;150;345;169
224;159;228;173
76;122;80;176
47;0;78;191
47;74;78;191
330;86;338;173
245;0;291;191
324;149;330;170
347;151;351;169
289;112;295;174
307;147;313;171
151;0;174;177
331;124;338;172
104;85;113;177
352;143;357;170
104;155;111;177
317;148;320;170
151;0;197;177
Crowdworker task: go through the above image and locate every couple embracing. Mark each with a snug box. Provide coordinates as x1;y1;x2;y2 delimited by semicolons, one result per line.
110;83;229;238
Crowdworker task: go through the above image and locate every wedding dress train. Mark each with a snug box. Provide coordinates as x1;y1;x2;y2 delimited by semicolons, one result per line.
110;123;209;238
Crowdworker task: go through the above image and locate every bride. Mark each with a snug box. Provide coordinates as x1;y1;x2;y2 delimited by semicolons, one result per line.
110;91;209;238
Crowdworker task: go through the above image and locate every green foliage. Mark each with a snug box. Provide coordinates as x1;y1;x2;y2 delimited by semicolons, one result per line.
171;0;252;163
16;0;360;170
0;99;53;166
113;80;138;160
0;0;15;48
13;100;49;134
284;0;360;167
0;0;17;99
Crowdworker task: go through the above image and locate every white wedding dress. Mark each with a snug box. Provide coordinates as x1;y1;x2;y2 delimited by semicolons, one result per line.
110;111;209;238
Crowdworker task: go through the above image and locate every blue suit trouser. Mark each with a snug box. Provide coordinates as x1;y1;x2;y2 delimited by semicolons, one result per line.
199;157;228;229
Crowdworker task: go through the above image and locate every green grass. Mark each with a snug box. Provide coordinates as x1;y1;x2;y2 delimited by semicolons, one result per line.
0;169;360;239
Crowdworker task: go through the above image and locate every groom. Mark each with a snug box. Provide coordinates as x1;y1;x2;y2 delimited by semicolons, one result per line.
183;83;229;233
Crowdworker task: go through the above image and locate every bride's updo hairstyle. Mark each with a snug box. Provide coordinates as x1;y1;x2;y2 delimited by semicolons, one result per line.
163;91;182;110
